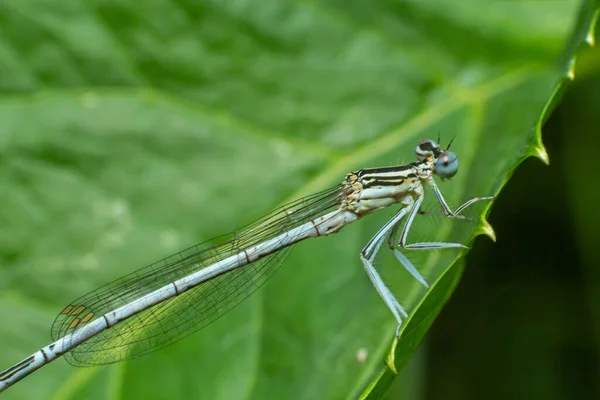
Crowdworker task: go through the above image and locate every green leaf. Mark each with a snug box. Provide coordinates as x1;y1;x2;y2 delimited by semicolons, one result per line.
0;1;590;399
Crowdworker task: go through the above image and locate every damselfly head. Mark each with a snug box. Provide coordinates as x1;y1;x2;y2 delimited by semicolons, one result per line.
415;139;458;179
415;139;442;160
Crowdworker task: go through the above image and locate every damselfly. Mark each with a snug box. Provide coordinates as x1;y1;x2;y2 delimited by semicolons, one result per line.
0;139;493;392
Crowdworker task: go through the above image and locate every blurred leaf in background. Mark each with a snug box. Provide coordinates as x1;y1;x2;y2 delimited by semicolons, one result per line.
0;1;591;399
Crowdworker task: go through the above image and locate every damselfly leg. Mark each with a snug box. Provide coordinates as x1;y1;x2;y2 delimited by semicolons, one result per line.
427;178;495;220
365;185;493;336
360;202;414;325
417;195;495;221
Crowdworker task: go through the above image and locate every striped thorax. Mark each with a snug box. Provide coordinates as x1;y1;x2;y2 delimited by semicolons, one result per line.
345;139;459;216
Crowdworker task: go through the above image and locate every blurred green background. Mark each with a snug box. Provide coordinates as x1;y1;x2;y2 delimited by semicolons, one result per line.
0;1;597;399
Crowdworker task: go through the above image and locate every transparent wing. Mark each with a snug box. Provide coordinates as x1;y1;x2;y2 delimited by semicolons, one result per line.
51;184;346;366
65;244;293;366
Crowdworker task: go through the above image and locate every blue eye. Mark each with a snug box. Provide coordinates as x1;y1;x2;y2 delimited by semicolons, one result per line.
435;151;458;178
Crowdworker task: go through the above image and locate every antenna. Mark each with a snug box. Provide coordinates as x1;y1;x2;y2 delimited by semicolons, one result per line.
446;134;457;150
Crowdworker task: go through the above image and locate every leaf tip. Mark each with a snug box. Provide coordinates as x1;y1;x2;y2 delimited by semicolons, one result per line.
587;9;600;47
586;30;595;47
385;335;399;374
536;144;550;164
478;219;496;242
530;125;550;165
567;58;576;80
533;142;550;164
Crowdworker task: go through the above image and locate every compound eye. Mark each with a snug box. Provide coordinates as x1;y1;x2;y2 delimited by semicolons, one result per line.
435;151;458;178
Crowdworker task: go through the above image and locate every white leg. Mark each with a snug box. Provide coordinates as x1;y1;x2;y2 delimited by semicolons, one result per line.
394;187;468;251
427;178;494;219
394;180;494;251
360;202;414;331
417;208;474;221
362;200;412;259
386;218;429;288
387;186;493;285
